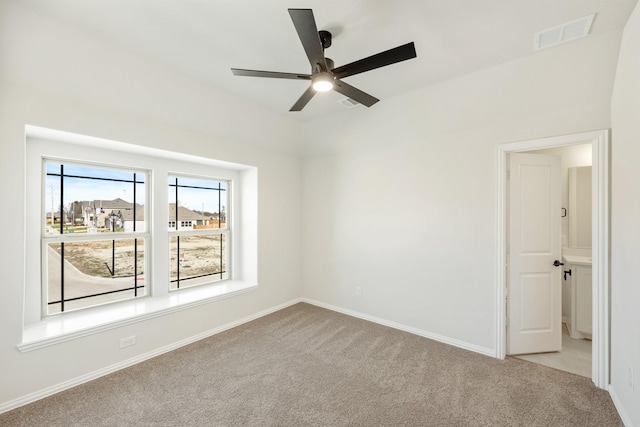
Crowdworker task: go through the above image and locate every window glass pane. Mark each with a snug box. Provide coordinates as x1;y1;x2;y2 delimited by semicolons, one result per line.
45;162;145;233
169;234;227;290
47;238;145;314
168;176;227;230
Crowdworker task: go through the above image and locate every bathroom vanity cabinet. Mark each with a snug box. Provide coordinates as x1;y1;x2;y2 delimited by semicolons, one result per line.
563;255;592;339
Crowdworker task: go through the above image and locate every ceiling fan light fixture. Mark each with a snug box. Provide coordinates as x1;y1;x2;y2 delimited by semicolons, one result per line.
312;72;334;92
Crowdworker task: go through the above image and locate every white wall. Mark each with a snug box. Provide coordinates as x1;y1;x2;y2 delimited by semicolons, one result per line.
0;2;302;156
611;1;640;425
301;29;619;353
0;2;302;409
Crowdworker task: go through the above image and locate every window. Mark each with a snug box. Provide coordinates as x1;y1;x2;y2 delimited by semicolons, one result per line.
24;127;257;348
168;176;229;290
43;162;148;314
41;165;234;313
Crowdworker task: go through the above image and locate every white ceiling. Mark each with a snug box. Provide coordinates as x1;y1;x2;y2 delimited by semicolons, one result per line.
11;0;639;121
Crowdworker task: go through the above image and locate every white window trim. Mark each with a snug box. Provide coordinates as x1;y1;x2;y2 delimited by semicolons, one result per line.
21;126;258;352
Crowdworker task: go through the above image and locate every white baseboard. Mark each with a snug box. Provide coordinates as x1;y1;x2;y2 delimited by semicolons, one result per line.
0;297;302;415
608;385;635;427
301;298;495;358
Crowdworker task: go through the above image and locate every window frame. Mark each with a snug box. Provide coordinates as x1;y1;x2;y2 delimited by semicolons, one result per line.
168;173;231;290
40;159;150;315
23;127;258;351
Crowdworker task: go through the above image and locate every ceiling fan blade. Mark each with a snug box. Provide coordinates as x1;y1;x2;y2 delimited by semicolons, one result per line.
288;9;327;71
333;80;379;107
290;86;316;111
231;68;311;80
332;42;417;79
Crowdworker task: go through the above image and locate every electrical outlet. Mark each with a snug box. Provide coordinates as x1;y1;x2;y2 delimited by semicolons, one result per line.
356;286;362;296
119;335;136;348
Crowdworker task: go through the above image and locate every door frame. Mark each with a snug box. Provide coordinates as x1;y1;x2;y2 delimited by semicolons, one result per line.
496;130;610;389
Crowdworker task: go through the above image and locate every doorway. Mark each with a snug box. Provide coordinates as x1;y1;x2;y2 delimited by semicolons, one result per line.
495;130;610;390
510;144;592;377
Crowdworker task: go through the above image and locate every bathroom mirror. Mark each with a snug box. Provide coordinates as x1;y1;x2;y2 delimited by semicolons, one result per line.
568;166;592;248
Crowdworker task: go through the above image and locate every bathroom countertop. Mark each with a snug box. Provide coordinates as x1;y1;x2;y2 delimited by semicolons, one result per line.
563;254;592;266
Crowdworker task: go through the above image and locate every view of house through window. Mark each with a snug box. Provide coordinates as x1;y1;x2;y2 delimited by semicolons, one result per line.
168;175;229;290
44;162;147;314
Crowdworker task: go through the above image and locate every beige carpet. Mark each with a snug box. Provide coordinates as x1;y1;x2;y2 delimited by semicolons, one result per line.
0;303;622;426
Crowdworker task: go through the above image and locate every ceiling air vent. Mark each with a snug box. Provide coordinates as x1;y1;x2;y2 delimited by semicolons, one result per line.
534;14;595;51
338;98;359;108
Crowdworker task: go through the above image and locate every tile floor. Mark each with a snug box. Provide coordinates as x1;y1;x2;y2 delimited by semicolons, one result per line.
514;323;591;377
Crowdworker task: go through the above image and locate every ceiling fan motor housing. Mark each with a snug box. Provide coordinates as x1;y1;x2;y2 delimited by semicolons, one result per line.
324;58;334;71
313;57;334;74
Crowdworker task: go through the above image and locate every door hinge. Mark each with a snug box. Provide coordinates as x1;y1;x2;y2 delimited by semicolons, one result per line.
506;317;510;328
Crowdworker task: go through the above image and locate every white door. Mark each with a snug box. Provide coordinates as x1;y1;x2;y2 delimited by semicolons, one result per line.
507;153;562;355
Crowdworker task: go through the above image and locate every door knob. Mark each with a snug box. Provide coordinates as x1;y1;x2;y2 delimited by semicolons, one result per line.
553;260;564;267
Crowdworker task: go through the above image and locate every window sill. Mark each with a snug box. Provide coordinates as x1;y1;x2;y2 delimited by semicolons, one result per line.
18;280;258;353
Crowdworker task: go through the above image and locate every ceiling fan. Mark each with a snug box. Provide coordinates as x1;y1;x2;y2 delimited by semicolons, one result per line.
231;8;417;112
